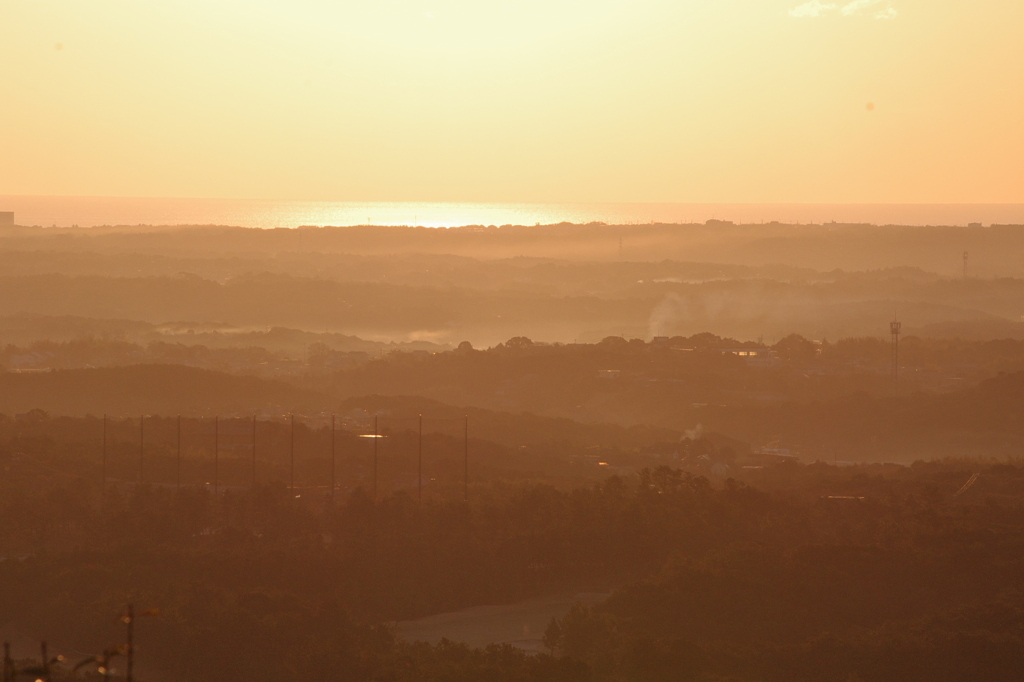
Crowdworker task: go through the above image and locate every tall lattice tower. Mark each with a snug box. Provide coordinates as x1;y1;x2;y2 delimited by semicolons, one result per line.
890;316;901;396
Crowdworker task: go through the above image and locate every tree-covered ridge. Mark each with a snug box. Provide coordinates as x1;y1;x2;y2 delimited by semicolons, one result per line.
2;453;1023;681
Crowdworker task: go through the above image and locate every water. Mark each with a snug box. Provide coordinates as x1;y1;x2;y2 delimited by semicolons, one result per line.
2;195;1024;229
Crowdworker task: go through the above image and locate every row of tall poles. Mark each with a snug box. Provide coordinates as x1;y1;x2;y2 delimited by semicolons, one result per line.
101;414;470;502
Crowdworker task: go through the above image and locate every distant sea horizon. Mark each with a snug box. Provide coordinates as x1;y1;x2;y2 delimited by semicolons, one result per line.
3;195;1024;229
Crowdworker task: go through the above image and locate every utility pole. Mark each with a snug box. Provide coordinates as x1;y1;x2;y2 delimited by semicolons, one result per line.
373;415;378;501
252;414;257;489
890;316;901;396
41;641;49;682
176;415;181;491
214;415;219;497
464;415;469;503
102;414;107;491
2;641;11;682
963;250;969;279
290;414;295;497
330;414;336;502
418;414;423;505
125;604;134;682
139;415;144;484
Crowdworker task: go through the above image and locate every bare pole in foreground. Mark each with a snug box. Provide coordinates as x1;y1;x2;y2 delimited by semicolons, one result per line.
125;603;134;682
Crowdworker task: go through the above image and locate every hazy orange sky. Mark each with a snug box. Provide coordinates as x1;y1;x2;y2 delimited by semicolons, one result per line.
2;1;1022;204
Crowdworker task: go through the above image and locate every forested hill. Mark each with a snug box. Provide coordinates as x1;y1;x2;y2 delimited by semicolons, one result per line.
8;364;1024;464
694;370;1024;461
0;366;679;457
0;365;322;416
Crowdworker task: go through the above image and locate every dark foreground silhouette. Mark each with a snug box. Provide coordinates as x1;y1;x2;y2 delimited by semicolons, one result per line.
2;445;1022;681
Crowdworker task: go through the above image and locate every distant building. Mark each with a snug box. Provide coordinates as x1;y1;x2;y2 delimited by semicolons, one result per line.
720;348;768;357
719;348;776;367
0;212;13;227
751;444;800;464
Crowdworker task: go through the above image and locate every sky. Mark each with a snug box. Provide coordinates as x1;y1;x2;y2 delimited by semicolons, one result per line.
1;0;1022;204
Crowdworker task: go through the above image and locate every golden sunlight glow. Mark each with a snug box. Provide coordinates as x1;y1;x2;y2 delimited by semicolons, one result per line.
1;0;1022;203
